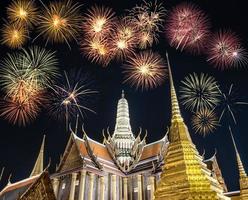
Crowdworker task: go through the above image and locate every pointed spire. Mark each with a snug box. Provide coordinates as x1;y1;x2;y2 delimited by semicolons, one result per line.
122;90;125;98
0;167;4;182
229;126;247;178
30;135;45;177
166;52;183;123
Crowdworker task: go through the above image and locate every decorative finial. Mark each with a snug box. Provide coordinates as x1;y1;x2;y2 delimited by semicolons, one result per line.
229;126;247;177
7;173;12;185
122;90;125;98
30;135;45;177
0;167;4;181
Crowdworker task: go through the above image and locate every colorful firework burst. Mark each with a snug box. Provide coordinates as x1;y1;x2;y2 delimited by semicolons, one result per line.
35;0;82;48
83;6;116;37
126;0;165;49
7;0;39;27
47;71;97;129
166;2;210;54
218;84;248;125
192;108;219;136
1;22;28;49
207;30;248;69
179;73;221;111
0;47;58;126
123;51;167;90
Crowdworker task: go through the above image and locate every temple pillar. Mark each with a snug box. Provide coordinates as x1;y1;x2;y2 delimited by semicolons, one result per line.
100;176;105;200
149;176;155;200
123;177;128;200
137;175;143;200
89;173;95;200
69;173;77;200
52;177;60;198
78;170;86;200
111;174;117;200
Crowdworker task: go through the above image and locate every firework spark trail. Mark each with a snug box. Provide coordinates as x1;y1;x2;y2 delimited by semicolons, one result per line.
123;51;167;90
1;22;28;49
47;71;98;129
179;73;221;111
207;30;248;69
7;0;39;27
35;0;82;49
218;84;248;125
192;108;219;136
166;2;210;54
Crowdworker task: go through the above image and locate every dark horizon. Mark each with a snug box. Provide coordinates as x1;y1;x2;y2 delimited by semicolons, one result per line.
0;0;248;193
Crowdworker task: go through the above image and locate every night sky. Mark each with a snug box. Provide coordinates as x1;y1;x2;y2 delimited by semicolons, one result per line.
0;0;248;193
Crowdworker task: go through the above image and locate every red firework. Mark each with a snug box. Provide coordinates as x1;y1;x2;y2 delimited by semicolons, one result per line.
207;30;247;70
166;3;210;54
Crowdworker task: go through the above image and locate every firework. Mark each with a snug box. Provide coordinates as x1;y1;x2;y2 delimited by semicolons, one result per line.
207;30;248;69
192;108;219;136
179;73;220;111
126;0;165;49
36;0;82;47
123;51;167;90
0;93;42;127
0;46;59;97
83;6;116;37
47;71;97;128
7;0;39;27
1;22;28;48
111;19;138;60
81;36;113;66
218;84;248;124
166;2;210;54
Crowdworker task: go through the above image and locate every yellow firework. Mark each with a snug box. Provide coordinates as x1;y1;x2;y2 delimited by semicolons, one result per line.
111;19;138;60
83;6;116;37
138;31;154;49
81;36;113;66
123;51;167;90
7;0;39;27
36;0;82;47
1;22;28;48
192;109;219;136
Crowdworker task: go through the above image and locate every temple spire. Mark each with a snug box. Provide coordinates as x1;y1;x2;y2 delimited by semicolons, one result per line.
166;52;183;123
30;135;45;177
229;126;247;177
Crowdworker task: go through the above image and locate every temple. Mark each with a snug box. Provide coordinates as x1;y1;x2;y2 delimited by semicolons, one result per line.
0;56;247;200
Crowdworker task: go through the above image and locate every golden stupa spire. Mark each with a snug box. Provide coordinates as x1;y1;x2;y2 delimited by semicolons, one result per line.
154;53;229;200
30;135;45;177
166;52;183;124
229;126;248;199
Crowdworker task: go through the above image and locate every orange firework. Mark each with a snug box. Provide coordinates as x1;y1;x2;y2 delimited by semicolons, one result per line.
7;0;39;27
81;35;113;66
0;90;43;126
83;6;116;37
123;51;167;90
1;22;28;48
36;0;82;47
111;19;138;61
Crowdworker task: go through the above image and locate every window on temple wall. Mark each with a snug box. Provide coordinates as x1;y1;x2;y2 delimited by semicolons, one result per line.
62;183;66;190
76;180;79;186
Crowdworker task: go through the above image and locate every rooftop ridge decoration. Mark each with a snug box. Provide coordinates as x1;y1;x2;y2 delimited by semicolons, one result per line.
229;126;248;199
30;135;46;177
154;53;229;200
